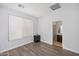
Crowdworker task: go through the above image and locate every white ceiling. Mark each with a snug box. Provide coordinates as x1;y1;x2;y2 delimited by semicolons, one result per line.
0;3;54;18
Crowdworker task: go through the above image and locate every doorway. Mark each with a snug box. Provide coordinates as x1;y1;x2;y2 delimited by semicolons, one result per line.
53;21;63;47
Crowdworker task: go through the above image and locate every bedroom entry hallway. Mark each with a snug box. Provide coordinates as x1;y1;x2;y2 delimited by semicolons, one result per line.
53;21;63;48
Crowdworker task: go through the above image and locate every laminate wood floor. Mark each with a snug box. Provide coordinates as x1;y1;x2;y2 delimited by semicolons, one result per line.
53;41;62;47
0;42;79;56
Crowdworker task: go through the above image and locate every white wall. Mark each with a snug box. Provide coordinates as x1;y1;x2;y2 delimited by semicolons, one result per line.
38;3;79;53
0;6;38;52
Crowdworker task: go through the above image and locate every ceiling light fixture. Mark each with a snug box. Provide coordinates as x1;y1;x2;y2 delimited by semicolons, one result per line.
18;4;24;8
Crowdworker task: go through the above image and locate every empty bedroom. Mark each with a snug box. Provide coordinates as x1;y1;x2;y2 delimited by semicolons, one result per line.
0;3;79;56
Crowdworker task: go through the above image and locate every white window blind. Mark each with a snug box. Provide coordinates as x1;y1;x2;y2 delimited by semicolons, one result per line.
9;15;33;40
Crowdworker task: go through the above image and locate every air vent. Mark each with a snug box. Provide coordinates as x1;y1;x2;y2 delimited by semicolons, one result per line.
50;3;61;11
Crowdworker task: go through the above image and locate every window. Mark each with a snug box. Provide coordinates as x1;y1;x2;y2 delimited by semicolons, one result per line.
9;15;33;40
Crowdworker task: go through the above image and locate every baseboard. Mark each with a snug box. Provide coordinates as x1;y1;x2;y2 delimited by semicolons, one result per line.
41;40;52;45
0;41;32;53
64;47;79;54
42;40;79;54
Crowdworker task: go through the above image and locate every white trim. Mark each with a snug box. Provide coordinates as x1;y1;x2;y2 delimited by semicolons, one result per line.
64;47;79;54
41;40;52;45
0;41;32;53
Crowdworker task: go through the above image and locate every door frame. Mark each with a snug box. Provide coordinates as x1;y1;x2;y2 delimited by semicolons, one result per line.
52;20;63;48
